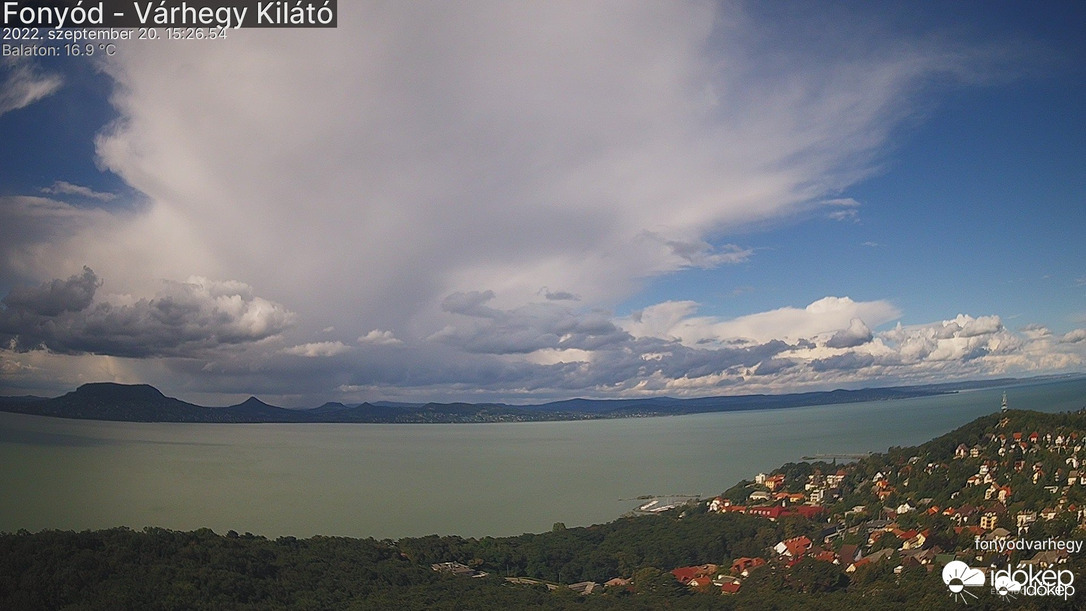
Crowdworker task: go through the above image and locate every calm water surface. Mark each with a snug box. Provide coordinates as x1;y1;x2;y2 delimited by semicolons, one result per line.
2;378;1084;539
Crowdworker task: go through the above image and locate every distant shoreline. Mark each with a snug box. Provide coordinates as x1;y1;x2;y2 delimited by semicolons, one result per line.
1;374;1081;425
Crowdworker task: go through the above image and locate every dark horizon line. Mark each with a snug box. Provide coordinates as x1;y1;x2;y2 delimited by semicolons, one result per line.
3;371;1083;412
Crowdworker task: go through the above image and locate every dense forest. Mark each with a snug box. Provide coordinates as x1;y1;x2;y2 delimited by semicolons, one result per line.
2;511;1079;609
0;517;968;610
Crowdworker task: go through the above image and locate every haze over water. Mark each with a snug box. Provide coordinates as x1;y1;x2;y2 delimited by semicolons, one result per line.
2;377;1084;539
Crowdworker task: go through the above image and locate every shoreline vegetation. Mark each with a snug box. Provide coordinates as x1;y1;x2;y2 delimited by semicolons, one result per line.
4;405;1086;608
0;374;1077;424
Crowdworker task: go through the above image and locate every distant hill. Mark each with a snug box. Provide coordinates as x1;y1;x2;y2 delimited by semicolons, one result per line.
0;376;1074;424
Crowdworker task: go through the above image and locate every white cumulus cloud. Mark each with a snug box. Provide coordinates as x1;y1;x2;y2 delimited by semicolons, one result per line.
282;341;351;358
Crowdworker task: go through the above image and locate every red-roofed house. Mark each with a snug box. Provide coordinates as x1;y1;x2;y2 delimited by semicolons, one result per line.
687;576;715;588
730;557;766;577
774;535;812;559
747;505;787;520
671;564;716;585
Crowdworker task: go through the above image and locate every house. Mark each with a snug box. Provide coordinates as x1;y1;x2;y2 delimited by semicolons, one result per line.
747;505;786;520
765;474;786;491
846;549;895;573
774;535;812;559
826;469;847;487
902;547;939;565
837;544;860;565
431;562;484;578
568;582;602;595
720;581;741;595
1017;511;1037;534
785;492;807;504
708;497;730;512
730;557;765;577
686;576;715;589
902;530;928;550
789;505;825;520
979;512;999;530
671;565;717;585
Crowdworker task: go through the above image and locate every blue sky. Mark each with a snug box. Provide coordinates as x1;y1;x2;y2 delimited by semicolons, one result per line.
1;1;1084;405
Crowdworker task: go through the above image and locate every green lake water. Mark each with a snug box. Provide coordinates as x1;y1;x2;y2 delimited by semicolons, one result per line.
2;377;1084;539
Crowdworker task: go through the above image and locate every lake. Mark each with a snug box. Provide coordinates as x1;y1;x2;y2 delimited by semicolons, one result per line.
2;377;1084;539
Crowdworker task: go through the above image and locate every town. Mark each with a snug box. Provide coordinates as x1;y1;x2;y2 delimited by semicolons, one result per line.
653;402;1086;596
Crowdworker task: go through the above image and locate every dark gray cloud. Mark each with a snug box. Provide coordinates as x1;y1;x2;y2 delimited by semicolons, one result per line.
753;358;798;376
433;295;631;355
811;352;878;373
542;289;580;302
0;269;293;357
2;266;100;316
441;291;500;318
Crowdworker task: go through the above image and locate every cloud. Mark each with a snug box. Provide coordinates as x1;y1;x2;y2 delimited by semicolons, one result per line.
823;197;862;222
432;296;630;355
41;181;117;202
0;196;119;280
441;291;500;319
3;3;1068;403
0;58;62;115
6;289;1079;402
2;266;100;316
282;341;350;358
826;318;874;349
357;329;403;346
664;238;753;269
1061;329;1086;344
622;296;900;347
71;1;1015;344
540;288;580;302
0;270;294;357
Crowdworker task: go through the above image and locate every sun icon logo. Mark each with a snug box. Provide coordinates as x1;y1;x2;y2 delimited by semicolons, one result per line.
942;560;985;604
992;573;1022;601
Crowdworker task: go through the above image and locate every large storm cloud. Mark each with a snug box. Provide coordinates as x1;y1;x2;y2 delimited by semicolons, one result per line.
1;268;294;358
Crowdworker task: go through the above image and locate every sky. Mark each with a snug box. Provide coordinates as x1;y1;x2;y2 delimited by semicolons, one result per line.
1;1;1084;406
